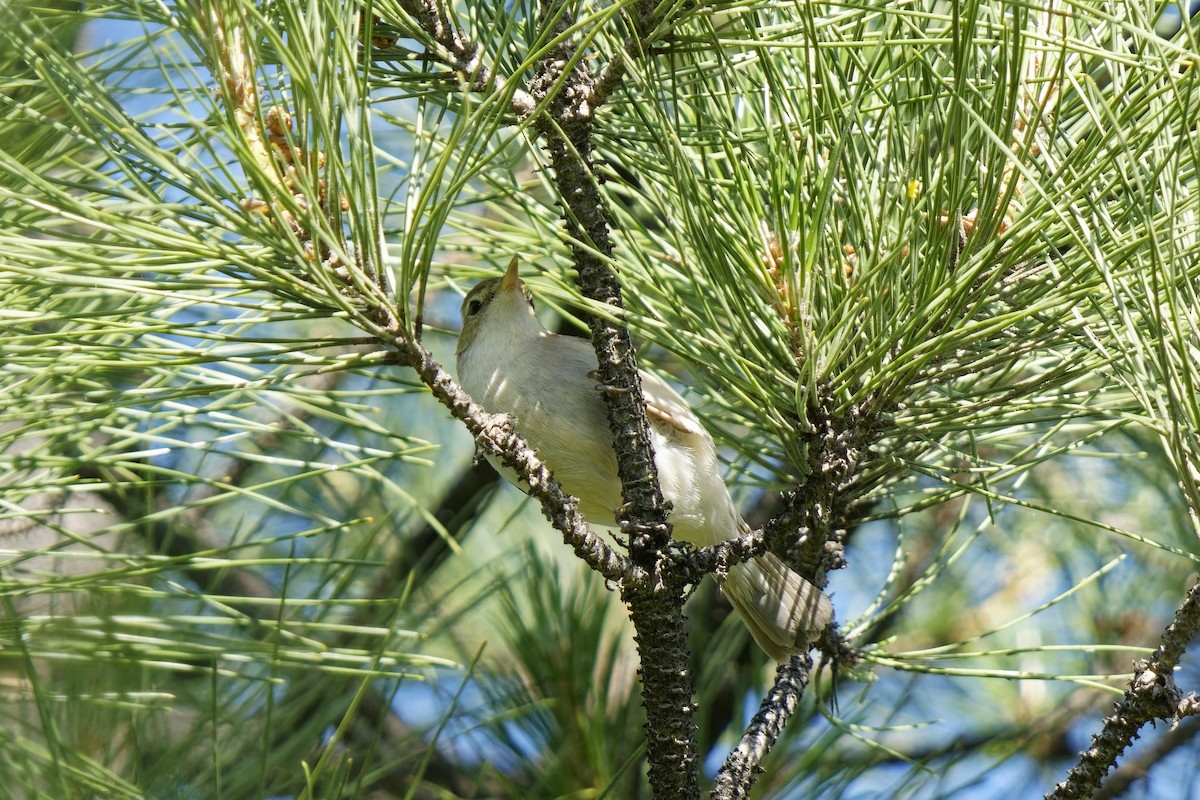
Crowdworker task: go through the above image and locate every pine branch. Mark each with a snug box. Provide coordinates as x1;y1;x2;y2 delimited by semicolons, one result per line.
525;4;698;793
390;0;537;115
188;0;635;588
1047;573;1200;799
710;654;814;799
390;0;706;790
192;3;689;789
690;398;871;796
1091;717;1200;800
590;0;669;107
396;339;637;585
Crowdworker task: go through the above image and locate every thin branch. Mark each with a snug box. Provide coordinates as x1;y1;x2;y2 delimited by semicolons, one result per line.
680;525;772;581
1047;573;1200;799
395;338;637;585
711;654;814;799
387;0;536;116
702;404;873;797
590;0;671;108
1091;716;1200;800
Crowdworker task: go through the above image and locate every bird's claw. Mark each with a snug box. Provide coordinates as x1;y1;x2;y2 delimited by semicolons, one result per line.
587;369;634;395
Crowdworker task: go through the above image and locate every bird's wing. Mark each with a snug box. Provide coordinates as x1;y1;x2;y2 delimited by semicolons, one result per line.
638;368;706;437
541;331;708;438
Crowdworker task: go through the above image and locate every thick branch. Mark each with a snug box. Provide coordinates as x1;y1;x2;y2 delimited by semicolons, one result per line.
526;6;697;796
623;577;701;796
529;6;670;567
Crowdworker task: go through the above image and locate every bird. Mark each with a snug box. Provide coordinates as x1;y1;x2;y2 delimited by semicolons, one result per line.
455;257;833;660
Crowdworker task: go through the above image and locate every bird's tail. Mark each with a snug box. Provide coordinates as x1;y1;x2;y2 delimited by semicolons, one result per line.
720;552;833;661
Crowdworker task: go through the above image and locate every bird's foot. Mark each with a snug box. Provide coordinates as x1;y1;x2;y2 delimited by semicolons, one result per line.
587;369;634;395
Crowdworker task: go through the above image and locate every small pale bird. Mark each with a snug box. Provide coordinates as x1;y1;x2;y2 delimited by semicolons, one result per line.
455;258;834;660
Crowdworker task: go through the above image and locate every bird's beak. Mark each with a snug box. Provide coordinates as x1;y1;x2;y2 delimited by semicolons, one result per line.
500;256;521;291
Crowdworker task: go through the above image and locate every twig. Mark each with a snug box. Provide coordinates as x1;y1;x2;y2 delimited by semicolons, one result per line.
395;338;638;585
590;0;673;108
711;654;814;799
392;0;536;116
1091;716;1200;800
1046;573;1200;799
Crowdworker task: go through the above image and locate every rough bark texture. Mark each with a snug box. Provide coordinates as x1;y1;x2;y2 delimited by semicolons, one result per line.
400;337;638;585
1091;717;1200;800
711;654;814;799
1047;574;1200;799
526;6;698;794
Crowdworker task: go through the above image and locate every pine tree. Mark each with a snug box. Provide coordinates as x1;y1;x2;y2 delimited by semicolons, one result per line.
3;1;1200;798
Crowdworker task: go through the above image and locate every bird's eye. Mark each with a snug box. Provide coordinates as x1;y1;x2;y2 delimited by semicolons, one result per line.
467;299;484;317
